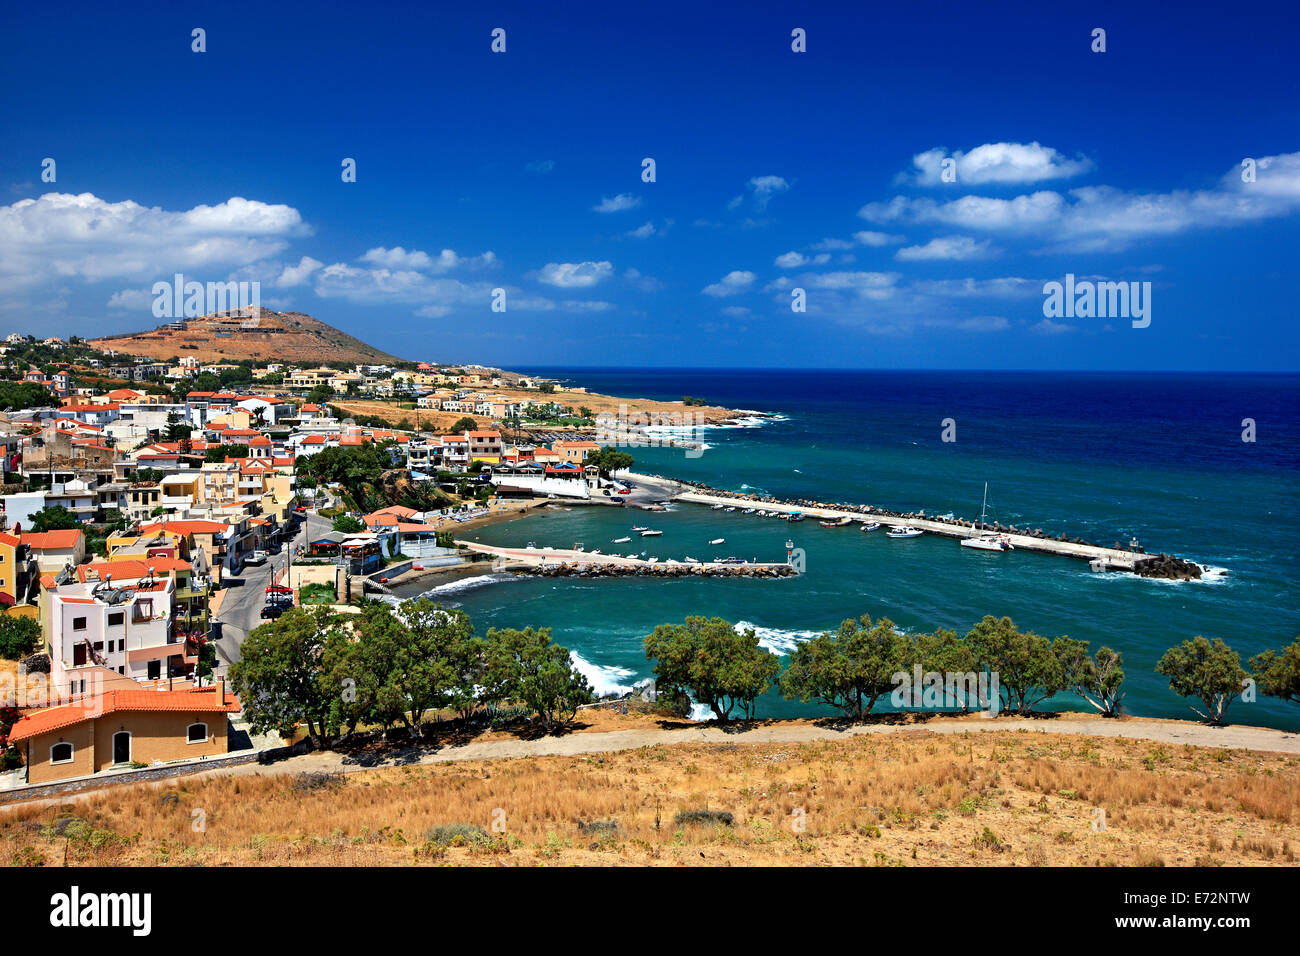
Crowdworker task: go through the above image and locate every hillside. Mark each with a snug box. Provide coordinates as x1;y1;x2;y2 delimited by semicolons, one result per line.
90;309;401;365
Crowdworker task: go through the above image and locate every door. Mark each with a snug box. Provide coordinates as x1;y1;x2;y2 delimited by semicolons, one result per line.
112;731;131;764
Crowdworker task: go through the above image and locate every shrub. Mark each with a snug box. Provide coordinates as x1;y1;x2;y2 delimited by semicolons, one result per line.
426;823;490;846
674;809;734;827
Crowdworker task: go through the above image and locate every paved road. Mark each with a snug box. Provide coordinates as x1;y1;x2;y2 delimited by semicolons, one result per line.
212;511;328;674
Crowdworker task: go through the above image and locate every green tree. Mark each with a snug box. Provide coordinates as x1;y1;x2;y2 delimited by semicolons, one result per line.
389;599;470;737
915;628;991;712
229;607;338;749
306;384;334;405
29;506;79;533
0;615;40;659
487;626;591;732
1155;636;1247;725
779;615;914;720
966;615;1065;716
586;446;635;475
450;416;478;433
204;443;248;462
1250;637;1300;705
1056;638;1126;717
332;514;365;534
644;616;780;722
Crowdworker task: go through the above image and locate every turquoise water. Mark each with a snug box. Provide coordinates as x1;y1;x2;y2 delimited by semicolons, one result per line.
402;370;1300;731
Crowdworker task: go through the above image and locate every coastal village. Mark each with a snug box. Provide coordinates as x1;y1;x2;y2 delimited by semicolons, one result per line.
0;321;673;789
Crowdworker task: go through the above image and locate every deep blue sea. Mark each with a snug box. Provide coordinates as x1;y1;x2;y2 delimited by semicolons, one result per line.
409;369;1300;730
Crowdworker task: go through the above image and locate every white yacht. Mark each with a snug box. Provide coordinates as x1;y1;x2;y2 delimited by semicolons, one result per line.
887;526;923;538
960;483;1012;552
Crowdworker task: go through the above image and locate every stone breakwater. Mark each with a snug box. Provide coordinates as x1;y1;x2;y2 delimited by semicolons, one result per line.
516;562;796;579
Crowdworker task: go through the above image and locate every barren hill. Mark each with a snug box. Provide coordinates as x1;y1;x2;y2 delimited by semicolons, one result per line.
91;309;401;365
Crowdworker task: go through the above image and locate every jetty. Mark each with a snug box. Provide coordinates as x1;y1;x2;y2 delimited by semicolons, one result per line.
650;485;1203;579
455;541;795;577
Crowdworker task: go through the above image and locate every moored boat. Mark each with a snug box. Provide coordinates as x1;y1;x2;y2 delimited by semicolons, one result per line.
887;526;923;538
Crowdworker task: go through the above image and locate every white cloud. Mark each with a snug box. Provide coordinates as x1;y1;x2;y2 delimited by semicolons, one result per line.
1032;318;1075;334
107;288;153;310
526;160;556;173
593;194;641;213
861;151;1300;251
774;251;831;268
852;230;905;247
360;246;495;272
0;192;305;293
276;255;323;287
623;267;663;292
537;261;614;288
903;142;1094;186
721;305;751;318
702;270;757;297
895;236;996;261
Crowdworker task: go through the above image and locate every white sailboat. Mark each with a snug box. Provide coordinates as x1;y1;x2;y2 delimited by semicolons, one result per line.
961;482;1012;551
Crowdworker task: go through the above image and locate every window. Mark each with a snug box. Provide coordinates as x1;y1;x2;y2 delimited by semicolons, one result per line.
73;616;87;631
51;742;74;764
186;722;208;744
108;611;124;627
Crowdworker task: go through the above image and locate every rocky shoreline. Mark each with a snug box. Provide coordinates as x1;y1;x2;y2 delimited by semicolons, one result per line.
515;561;795;579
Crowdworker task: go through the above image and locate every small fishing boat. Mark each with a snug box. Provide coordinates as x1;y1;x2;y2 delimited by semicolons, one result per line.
860;522;880;532
711;503;726;510
786;512;805;522
640;529;663;537
725;506;737;512
631;525;649;532
613;536;631;543
684;556;700;563
742;508;756;514
709;537;725;545
714;556;745;564
819;516;853;528
887;526;923;538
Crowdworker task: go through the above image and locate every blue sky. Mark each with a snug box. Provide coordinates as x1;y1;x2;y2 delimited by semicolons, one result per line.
1;0;1297;370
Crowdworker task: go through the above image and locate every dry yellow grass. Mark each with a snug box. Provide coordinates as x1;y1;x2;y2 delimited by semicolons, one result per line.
3;730;1297;867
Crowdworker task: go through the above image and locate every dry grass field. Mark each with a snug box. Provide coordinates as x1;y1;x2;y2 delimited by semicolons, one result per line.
3;729;1296;867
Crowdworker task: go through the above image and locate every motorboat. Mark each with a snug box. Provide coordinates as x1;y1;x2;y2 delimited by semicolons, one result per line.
742;508;756;514
640;529;663;537
887;526;923;538
860;522;880;532
631;525;649;532
684;556;700;563
786;512;805;522
709;537;725;545
819;516;853;528
613;536;631;543
711;503;726;510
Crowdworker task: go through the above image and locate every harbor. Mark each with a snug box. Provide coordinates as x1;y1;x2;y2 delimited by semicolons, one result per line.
617;472;1207;580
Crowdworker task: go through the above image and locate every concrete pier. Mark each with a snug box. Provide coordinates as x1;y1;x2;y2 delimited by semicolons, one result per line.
669;490;1147;570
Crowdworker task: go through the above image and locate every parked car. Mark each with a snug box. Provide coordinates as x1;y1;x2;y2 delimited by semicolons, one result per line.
266;584;292;595
246;550;268;565
259;603;288;619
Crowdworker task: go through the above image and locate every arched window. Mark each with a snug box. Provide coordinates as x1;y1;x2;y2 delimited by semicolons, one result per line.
186;722;208;744
50;742;74;764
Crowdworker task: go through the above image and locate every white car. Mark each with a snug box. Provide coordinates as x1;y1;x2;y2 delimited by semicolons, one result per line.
246;550;268;565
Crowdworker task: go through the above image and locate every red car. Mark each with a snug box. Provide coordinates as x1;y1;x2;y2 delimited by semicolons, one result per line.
266;584;292;595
